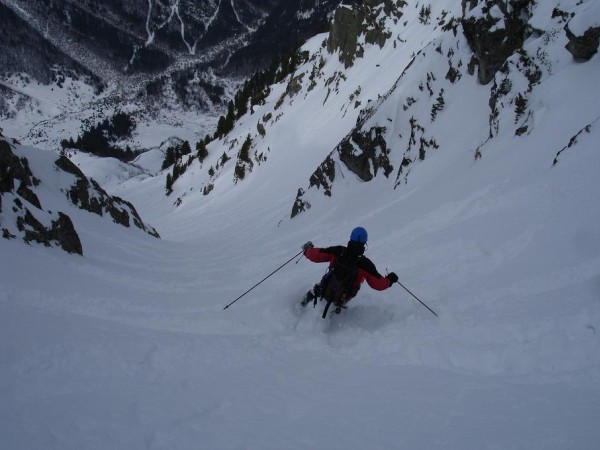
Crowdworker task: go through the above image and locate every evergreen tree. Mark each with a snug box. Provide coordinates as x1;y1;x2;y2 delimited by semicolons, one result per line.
234;163;246;181
239;135;252;163
225;101;235;132
220;152;230;166
66;112;138;161
215;116;227;139
234;135;253;182
196;141;209;163
515;94;527;122
180;140;192;156
110;112;135;139
162;146;176;169
235;91;248;118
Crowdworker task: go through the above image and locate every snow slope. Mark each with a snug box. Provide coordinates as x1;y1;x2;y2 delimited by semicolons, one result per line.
2;1;600;449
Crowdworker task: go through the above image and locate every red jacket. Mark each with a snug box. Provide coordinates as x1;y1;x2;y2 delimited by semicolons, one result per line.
304;246;392;292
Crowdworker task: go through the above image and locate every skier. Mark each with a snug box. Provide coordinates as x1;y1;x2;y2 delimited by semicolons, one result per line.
301;227;398;314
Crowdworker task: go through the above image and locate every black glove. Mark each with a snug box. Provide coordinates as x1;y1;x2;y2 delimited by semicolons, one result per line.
302;241;314;252
386;272;399;284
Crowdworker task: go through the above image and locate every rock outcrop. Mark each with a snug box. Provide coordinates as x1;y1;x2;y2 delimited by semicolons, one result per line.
327;0;403;68
1;138;83;254
462;1;533;85
55;155;160;238
565;25;600;61
338;127;393;182
1;137;159;255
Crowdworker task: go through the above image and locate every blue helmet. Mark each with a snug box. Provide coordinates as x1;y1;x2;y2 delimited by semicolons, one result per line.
350;227;368;244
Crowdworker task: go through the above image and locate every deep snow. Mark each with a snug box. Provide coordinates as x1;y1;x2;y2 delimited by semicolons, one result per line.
2;1;600;449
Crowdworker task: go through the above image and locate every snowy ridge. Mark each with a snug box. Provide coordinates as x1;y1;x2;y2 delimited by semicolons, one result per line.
0;136;159;255
2;1;600;449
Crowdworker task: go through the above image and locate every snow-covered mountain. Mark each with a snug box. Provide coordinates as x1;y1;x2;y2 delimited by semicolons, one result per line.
1;0;278;79
0;131;159;255
159;0;600;222
0;0;339;152
1;1;600;449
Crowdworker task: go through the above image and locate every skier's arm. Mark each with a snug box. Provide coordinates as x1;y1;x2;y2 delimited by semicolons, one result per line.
363;271;393;290
359;258;395;290
304;246;335;264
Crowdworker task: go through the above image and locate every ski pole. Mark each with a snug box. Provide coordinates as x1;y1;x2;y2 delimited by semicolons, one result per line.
396;281;438;317
223;249;305;310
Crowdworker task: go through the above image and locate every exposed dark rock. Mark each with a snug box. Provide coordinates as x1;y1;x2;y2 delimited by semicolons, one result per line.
3;142;160;252
364;0;398;48
515;125;528;136
338;127;393;182
16;182;41;210
3;144;160;253
291;188;311;219
275;73;306;109
1;144;83;253
0;139;33;193
56;155;159;237
257;123;266;137
446;64;461;84
462;0;479;14
21;208;48;245
51;212;83;255
309;155;336;196
327;5;364;68
107;202;130;228
294;124;394;218
327;1;401;68
19;207;83;255
393;117;439;187
462;1;532;85
551;8;573;23
68;178;104;216
553;120;597;166
565;25;600;61
55;155;86;178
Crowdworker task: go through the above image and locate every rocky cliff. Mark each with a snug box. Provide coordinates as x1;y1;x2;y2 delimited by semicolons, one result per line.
0;130;159;255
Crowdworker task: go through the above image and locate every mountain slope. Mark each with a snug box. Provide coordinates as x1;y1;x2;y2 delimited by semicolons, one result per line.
0;133;159;255
1;1;600;449
0;0;277;78
0;0;338;153
152;0;599;225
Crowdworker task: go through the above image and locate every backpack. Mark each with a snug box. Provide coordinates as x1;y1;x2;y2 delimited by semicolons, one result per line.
320;248;360;317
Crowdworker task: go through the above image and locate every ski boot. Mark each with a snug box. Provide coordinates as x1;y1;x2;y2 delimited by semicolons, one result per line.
301;290;314;307
334;304;348;314
301;284;322;307
333;294;349;314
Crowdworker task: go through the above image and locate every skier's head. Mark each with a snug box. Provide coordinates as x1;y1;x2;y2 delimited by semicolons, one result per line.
350;227;368;244
348;227;367;256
